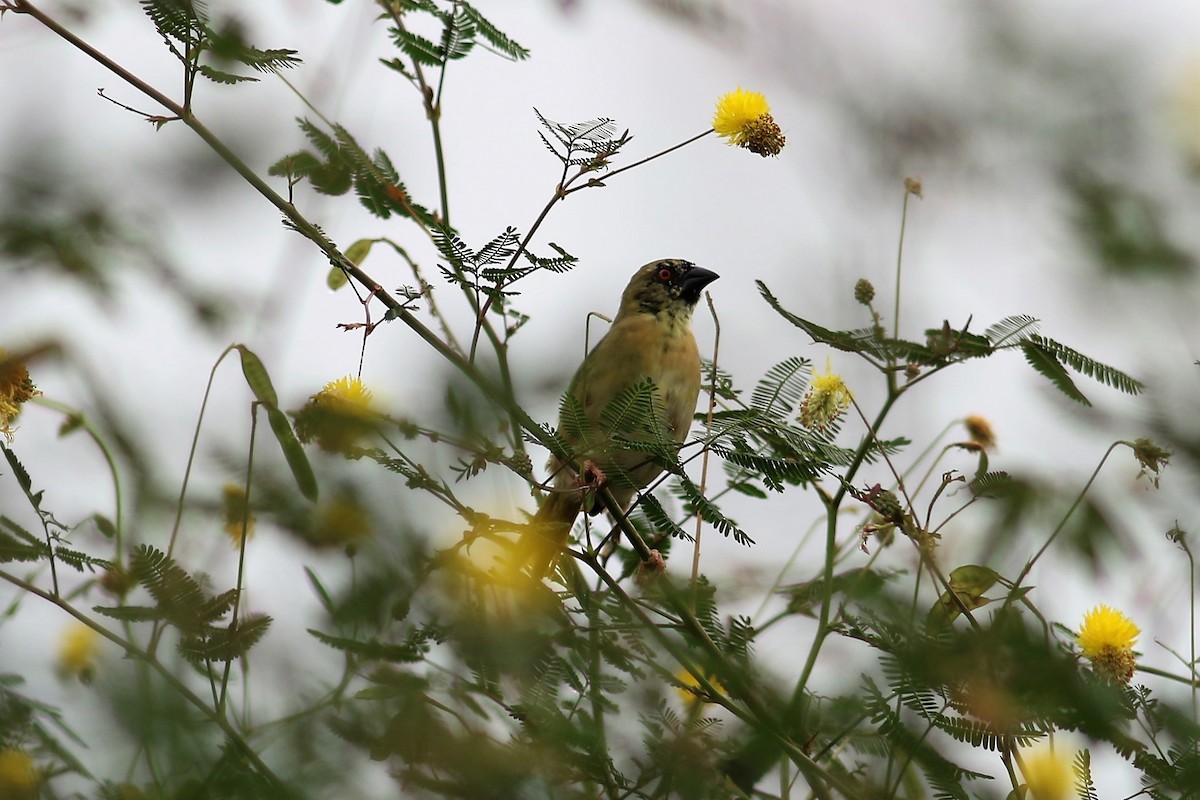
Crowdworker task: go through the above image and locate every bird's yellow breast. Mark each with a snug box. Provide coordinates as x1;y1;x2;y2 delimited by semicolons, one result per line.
572;312;702;444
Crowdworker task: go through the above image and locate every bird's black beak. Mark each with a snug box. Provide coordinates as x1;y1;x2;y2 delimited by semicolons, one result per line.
679;266;719;304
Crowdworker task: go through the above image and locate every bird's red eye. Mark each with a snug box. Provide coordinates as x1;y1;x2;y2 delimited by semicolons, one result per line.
657;268;673;282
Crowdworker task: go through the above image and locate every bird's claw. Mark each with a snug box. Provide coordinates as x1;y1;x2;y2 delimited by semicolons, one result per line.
575;459;607;489
636;549;666;585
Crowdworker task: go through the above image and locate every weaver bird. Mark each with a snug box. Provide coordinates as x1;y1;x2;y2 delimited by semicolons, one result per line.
518;258;719;577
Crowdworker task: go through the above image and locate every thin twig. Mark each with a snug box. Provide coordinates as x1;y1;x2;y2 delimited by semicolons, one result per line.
691;292;721;605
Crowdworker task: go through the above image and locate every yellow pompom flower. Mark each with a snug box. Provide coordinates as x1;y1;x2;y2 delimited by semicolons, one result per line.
293;375;379;455
221;483;255;546
1077;604;1139;685
1019;746;1074;800
712;87;785;157
964;415;996;450
674;668;726;706
0;349;40;443
308;491;372;549
57;622;101;683
800;359;853;431
0;749;39;799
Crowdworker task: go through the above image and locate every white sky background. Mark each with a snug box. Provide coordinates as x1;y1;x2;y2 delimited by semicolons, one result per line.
3;0;1200;796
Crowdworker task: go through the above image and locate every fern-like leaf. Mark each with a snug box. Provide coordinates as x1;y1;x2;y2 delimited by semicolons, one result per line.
128;545;211;633
750;357;809;419
1074;750;1099;800
1021;339;1092;406
636;493;691;541
460;2;530;60
969;470;1013;498
984;314;1040;347
389;28;444;66
179;613;272;664
439;9;477;61
1028;335;1144;396
0;522;48;563
673;475;753;546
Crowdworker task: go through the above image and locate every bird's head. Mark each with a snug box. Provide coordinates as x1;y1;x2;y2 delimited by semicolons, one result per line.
617;259;720;323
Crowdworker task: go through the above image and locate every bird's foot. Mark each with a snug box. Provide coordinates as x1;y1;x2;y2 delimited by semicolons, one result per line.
576;459;607;488
636;549;666;585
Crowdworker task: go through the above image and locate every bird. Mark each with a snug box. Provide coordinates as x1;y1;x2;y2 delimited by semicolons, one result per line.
517;258;719;578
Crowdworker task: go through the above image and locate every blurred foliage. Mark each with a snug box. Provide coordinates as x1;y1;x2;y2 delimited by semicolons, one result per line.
0;2;1198;800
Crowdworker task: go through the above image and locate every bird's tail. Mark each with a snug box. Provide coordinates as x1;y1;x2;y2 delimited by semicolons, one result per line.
515;490;582;579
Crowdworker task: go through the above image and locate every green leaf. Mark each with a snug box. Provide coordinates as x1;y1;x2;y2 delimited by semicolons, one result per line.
673;474;753;546
179;613;272;663
196;64;256;85
636;493;690;541
728;481;768;499
266;406;318;502
54;547;112;573
92;605;161;622
780;567;898;614
597;378;667;444
1;445;32;494
984;314;1040;347
308;628;428;662
0;527;47;563
389;28;444;66
91;514;117;540
344;238;374;266
129;545;211;632
750;357;809;419
1073;750;1098;800
326;266;349;291
330;238;374;290
969;471;1013;498
235;345;278;407
460;2;530;60
305;567;336;616
757;281;888;357
440;9;477;61
1027;335;1143;396
1020;340;1091;406
926;565;1001;631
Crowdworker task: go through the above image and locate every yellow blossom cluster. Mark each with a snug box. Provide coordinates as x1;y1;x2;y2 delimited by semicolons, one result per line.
0;749;39;799
1019;746;1075;800
1076;604;1139;685
293;376;379;455
57;623;101;683
800;360;853;431
712;88;786;157
0;350;40;442
221;483;256;546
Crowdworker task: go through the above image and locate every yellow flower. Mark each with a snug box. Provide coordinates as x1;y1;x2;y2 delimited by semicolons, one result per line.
712;87;785;157
799;359;853;431
1019;746;1074;800
57;622;101;682
0;749;39;800
0;350;41;443
308;491;372;549
1077;604;1139;685
964;415;996;450
221;483;255;546
293;376;379;454
674;668;725;706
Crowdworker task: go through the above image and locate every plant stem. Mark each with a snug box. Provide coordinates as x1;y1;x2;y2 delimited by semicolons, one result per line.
691;293;721;603
1011;441;1122;591
0;568;293;796
31;397;125;567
